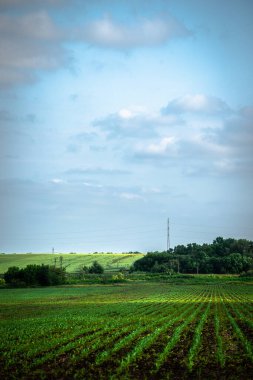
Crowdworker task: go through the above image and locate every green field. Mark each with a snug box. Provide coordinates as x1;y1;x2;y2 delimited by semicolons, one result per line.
1;279;253;379
0;253;144;274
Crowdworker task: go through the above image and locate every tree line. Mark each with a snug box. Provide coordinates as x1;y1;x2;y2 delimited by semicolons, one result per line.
3;260;105;287
131;237;253;274
4;264;66;287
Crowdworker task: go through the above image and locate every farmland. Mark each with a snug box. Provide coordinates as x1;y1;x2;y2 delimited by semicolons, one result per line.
0;253;144;274
1;278;253;379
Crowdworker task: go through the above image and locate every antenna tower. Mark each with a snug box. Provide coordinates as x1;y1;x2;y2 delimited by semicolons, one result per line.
167;217;170;252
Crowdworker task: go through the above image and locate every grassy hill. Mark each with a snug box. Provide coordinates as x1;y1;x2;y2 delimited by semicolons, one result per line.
0;253;144;274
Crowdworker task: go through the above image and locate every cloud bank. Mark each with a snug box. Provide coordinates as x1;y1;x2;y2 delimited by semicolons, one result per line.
0;6;190;87
0;11;66;86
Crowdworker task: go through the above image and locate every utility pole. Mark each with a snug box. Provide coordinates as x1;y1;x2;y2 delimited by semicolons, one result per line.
52;247;54;254
59;256;63;270
167;217;170;253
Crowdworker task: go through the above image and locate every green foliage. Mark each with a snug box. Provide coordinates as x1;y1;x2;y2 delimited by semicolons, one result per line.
80;265;89;274
132;252;172;273
4;264;66;287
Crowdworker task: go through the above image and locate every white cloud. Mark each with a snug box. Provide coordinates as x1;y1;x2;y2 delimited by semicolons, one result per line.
134;131;229;167
137;136;177;156
83;182;103;188
162;94;231;115
118;106;150;120
98;96;253;178
93;111;149;138
118;109;135;119
188;134;229;156
93;107;179;139
120;192;144;201
51;178;65;184
93;96;235;175
77;15;190;49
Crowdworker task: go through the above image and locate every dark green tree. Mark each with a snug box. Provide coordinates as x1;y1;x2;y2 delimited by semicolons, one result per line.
4;264;66;286
4;266;22;285
88;261;104;274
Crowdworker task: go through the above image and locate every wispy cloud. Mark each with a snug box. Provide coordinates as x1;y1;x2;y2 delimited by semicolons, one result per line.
64;167;130;177
135;136;177;156
93;107;179;138
50;178;65;184
120;192;144;201
92;94;253;178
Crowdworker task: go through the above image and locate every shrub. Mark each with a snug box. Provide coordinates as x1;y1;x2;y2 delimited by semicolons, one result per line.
240;269;253;277
112;273;126;282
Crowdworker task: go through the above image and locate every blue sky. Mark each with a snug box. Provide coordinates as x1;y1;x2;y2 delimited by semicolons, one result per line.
1;0;253;253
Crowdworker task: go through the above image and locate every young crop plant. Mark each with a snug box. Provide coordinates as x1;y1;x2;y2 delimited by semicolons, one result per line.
119;292;206;373
224;305;253;363
226;301;253;332
154;294;210;372
1;279;253;379
95;297;195;366
30;314;141;369
28;325;108;369
187;301;211;371
214;304;225;367
57;323;136;369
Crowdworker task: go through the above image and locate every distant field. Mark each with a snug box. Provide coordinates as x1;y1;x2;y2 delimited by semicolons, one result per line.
0;253;144;274
0;280;253;379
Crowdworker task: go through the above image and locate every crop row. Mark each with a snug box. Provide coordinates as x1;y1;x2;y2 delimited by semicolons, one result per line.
0;282;253;379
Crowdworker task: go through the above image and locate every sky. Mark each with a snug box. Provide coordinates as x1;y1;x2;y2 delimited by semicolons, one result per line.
1;0;253;253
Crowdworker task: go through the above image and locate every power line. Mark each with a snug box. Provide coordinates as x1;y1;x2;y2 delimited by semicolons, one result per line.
4;219;251;239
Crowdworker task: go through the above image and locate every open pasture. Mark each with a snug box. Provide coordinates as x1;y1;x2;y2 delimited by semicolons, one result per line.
0;280;253;379
0;253;143;274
